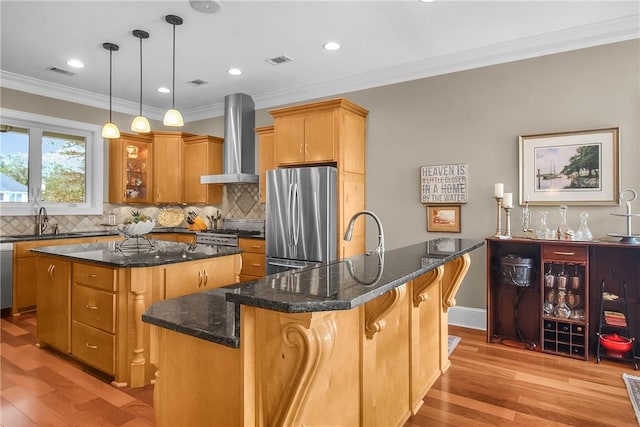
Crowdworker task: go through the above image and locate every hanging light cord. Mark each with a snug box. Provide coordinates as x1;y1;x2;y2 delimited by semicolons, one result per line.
171;23;176;109
109;48;113;122
138;34;143;116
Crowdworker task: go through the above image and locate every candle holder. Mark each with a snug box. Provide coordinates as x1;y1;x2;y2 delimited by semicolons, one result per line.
502;206;513;239
493;196;503;237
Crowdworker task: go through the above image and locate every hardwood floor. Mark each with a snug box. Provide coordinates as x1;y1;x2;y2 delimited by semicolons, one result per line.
1;312;154;427
2;314;637;426
407;326;638;427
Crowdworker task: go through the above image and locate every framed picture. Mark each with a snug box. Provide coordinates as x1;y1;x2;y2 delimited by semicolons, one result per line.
427;205;461;233
519;128;619;205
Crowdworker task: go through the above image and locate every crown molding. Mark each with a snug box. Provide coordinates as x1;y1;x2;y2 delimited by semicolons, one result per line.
2;15;638;123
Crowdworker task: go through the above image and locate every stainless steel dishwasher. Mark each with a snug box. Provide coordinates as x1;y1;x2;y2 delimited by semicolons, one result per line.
1;242;13;313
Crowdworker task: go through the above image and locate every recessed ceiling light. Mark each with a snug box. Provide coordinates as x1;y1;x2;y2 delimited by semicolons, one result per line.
323;42;340;51
190;0;221;14
418;0;435;3
157;87;171;93
227;68;242;76
67;59;84;68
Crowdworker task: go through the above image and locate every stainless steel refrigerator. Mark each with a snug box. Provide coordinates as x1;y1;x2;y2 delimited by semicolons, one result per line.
265;166;337;275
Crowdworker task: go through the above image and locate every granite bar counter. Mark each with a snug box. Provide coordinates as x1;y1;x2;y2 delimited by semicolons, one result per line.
143;238;483;427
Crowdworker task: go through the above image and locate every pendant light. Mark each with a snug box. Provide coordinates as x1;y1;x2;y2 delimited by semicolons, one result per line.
131;30;151;133
163;14;184;127
101;42;120;139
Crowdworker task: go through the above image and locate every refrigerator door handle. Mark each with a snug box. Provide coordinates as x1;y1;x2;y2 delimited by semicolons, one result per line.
287;182;294;246
292;182;300;246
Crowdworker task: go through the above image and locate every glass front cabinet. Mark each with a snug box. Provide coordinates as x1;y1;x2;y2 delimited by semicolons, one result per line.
108;133;153;204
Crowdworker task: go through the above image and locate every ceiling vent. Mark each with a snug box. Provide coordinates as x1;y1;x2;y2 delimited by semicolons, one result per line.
187;79;209;87
266;55;294;65
46;66;75;76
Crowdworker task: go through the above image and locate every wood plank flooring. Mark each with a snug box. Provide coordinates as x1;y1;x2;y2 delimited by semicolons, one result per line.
2;314;637;426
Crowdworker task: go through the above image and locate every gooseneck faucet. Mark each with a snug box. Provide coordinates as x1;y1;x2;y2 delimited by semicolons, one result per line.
343;210;385;256
36;206;48;236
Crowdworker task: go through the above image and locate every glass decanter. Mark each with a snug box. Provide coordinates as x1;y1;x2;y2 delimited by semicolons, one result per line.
535;211;551;239
556;263;568;291
574;211;593;241
554;290;571;319
557;205;573;240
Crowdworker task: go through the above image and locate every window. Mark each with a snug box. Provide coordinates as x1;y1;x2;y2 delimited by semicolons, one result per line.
0;109;103;216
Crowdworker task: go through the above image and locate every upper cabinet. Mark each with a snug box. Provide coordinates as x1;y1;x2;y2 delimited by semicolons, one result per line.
109;131;223;205
152;132;191;204
108;133;153;204
270;98;368;170
256;126;275;204
183;135;224;205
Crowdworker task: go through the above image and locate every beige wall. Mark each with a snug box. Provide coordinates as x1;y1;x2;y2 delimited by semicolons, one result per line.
2;40;638;310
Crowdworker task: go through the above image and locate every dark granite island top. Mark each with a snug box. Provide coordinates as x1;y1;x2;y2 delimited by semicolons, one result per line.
31;239;242;268
142;238;484;348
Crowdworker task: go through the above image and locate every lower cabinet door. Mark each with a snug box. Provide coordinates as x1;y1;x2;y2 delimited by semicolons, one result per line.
71;320;115;375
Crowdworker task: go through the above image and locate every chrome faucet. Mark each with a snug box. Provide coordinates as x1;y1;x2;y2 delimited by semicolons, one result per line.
36;206;48;236
343;210;385;256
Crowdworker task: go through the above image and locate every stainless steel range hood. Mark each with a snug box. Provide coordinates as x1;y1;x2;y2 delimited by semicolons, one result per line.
200;93;258;184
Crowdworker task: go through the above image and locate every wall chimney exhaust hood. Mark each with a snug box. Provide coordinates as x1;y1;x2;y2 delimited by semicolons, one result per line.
200;93;258;184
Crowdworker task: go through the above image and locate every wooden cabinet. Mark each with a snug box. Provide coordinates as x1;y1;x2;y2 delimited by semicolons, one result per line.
256;126;275;204
13;237;95;315
269;98;368;259
238;238;265;282
487;237;639;362
152;132;192;204
108;133;153;204
70;261;117;374
164;255;241;299
183;135;224;204
36;255;71;352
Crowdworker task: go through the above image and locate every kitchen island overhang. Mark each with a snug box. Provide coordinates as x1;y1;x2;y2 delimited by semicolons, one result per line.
143;238;483;427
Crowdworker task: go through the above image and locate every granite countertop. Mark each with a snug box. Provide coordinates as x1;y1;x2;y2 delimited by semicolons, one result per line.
31;239;242;268
0;227;196;243
142;238;484;348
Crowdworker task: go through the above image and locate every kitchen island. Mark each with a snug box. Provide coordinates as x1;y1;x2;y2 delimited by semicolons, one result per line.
32;239;242;388
143;238;483;427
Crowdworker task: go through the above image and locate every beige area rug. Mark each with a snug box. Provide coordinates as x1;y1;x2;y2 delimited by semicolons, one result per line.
448;335;461;356
623;373;640;425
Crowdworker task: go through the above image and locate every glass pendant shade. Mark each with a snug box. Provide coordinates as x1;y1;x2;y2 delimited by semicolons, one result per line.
131;115;151;133
131;30;151;133
163;109;184;127
164;15;184;127
102;122;120;139
102;42;120;139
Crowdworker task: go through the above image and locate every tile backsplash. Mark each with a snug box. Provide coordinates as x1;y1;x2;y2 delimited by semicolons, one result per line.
0;184;265;236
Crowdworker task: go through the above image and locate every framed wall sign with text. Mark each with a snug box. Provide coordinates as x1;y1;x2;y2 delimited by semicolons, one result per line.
420;163;468;204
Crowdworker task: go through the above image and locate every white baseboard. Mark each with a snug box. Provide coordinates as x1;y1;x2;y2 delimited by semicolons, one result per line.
448;306;486;330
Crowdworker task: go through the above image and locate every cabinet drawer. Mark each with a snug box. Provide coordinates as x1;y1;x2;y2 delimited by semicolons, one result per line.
241;252;265;277
72;284;115;333
73;263;116;291
542;245;587;263
71;321;115;375
238;238;265;254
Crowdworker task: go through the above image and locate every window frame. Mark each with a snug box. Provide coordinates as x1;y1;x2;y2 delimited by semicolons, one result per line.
0;108;104;216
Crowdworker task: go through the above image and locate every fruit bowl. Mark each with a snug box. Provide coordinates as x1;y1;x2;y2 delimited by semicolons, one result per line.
117;219;155;237
599;333;634;357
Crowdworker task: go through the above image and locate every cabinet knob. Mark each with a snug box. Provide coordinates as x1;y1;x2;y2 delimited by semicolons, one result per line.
198;271;203;287
203;270;208;286
48;264;55;281
553;251;575;256
87;273;98;278
85;343;98;349
85;304;98;310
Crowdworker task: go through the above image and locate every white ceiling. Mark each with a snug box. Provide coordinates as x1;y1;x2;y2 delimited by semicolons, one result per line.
1;0;638;122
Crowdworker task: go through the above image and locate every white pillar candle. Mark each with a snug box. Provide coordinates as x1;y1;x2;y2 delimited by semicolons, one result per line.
494;183;504;198
502;192;513;208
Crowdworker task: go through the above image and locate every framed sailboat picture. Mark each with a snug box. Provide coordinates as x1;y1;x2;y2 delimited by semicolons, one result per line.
519;128;619;205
